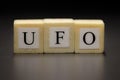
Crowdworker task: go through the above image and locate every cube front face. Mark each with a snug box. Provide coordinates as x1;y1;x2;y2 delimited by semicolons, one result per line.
14;20;43;53
75;20;104;53
44;19;74;53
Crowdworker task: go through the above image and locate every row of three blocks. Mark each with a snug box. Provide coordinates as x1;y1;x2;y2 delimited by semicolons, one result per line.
14;19;104;53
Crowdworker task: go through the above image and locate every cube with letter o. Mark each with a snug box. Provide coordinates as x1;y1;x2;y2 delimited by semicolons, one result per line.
74;20;104;53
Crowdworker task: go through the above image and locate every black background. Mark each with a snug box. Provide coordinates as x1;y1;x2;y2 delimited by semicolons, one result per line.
0;2;120;80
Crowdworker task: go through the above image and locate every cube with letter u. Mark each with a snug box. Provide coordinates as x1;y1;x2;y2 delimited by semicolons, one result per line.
44;19;74;53
14;20;43;53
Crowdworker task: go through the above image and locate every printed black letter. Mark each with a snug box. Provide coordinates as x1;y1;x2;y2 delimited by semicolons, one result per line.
83;32;95;45
23;32;35;45
55;31;65;44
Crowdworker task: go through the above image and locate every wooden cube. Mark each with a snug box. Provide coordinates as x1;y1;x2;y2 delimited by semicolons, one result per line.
14;20;43;53
44;19;74;53
74;20;104;53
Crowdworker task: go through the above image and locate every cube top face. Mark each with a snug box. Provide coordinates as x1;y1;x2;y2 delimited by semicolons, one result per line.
44;19;73;23
14;20;43;24
75;20;104;53
44;19;74;53
75;20;104;24
14;20;43;53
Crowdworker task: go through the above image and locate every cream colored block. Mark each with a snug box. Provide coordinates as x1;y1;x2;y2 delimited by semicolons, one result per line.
14;20;43;53
44;19;74;53
75;20;104;53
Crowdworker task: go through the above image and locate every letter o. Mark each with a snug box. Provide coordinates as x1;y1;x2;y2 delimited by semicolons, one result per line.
83;32;95;45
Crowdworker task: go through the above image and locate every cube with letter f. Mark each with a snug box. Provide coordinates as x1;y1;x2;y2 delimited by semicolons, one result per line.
44;19;74;53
